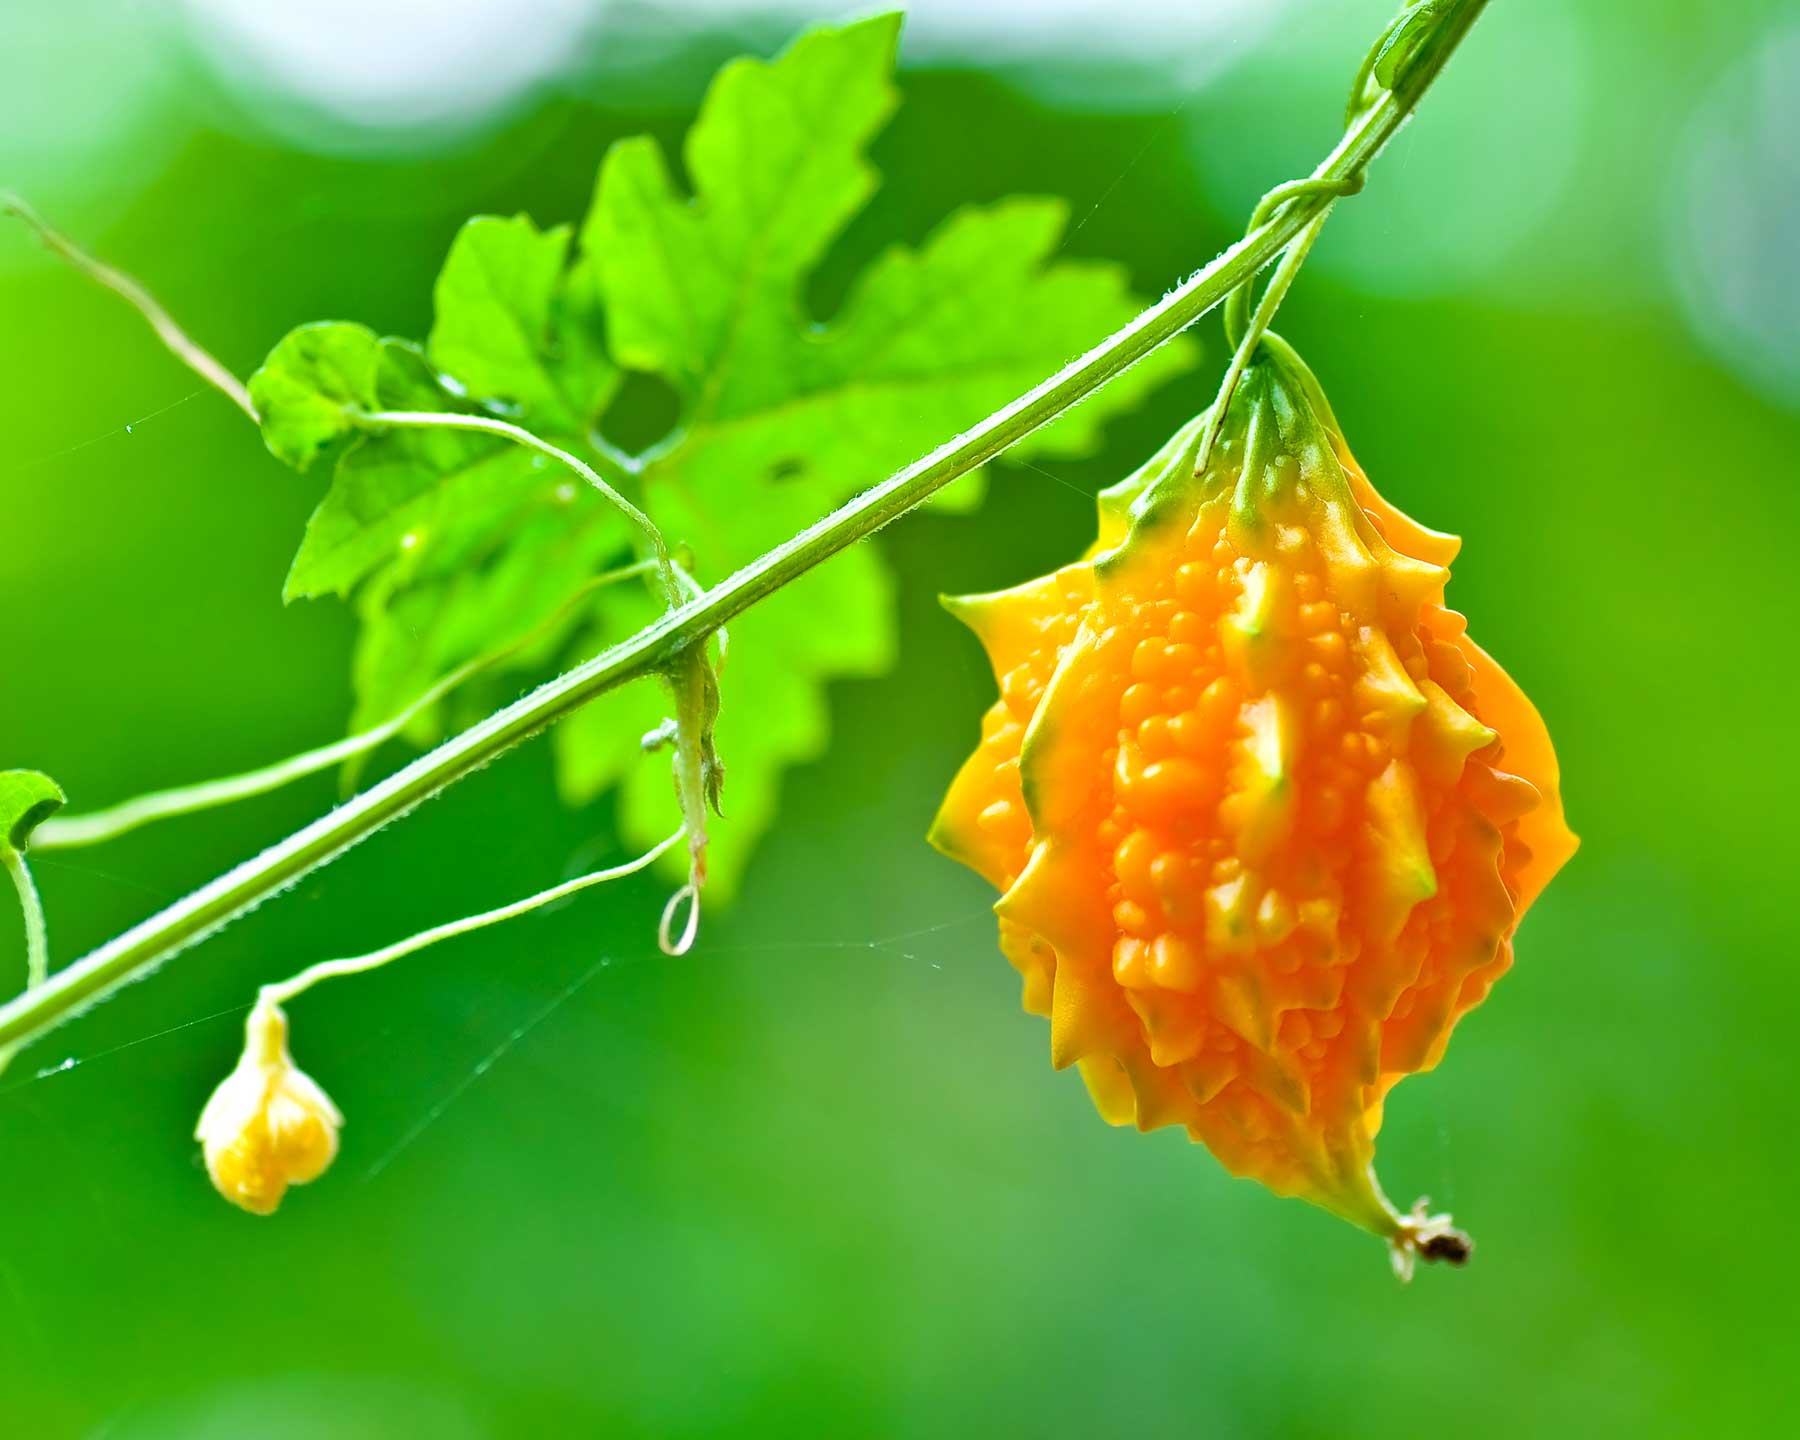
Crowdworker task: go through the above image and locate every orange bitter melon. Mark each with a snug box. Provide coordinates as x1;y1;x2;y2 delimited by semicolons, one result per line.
931;342;1575;1264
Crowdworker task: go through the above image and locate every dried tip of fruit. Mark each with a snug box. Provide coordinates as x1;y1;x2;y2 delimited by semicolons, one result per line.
1387;1198;1472;1282
195;997;342;1216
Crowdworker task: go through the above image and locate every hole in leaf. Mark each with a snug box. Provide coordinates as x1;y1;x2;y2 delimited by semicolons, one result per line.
599;370;683;456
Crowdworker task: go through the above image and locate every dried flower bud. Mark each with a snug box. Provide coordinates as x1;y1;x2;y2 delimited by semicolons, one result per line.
195;997;342;1216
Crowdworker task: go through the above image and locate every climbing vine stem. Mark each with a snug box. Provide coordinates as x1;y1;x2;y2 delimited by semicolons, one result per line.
32;559;667;851
0;0;1490;1056
258;829;685;1010
0;192;258;424
0;848;47;1075
3;849;48;994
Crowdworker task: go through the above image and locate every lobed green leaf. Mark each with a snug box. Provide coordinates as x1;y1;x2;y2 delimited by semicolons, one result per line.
255;11;1198;895
427;214;619;435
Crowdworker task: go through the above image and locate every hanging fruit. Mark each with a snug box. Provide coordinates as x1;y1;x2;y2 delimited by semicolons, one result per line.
932;339;1576;1273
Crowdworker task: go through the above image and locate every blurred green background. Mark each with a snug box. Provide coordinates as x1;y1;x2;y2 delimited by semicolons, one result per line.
3;1;1797;1435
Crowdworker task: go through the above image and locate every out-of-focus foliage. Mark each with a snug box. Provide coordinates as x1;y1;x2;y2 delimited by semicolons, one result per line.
1;2;1797;1437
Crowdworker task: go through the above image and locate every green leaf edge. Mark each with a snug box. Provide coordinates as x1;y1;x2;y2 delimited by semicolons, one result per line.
0;770;65;853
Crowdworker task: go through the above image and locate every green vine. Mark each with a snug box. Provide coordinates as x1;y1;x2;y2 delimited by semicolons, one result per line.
0;0;1491;1075
31;559;665;851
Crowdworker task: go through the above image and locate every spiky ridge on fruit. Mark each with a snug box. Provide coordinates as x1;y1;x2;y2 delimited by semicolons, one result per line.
931;349;1575;1243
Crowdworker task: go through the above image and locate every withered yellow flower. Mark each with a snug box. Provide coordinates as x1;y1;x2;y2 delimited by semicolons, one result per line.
195;997;342;1216
932;344;1576;1266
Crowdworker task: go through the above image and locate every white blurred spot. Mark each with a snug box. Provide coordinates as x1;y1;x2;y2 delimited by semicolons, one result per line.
1668;24;1800;409
177;0;1279;152
178;0;599;149
865;0;1280;109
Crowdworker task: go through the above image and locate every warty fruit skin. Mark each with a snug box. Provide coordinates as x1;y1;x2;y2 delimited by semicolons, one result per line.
931;355;1576;1239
